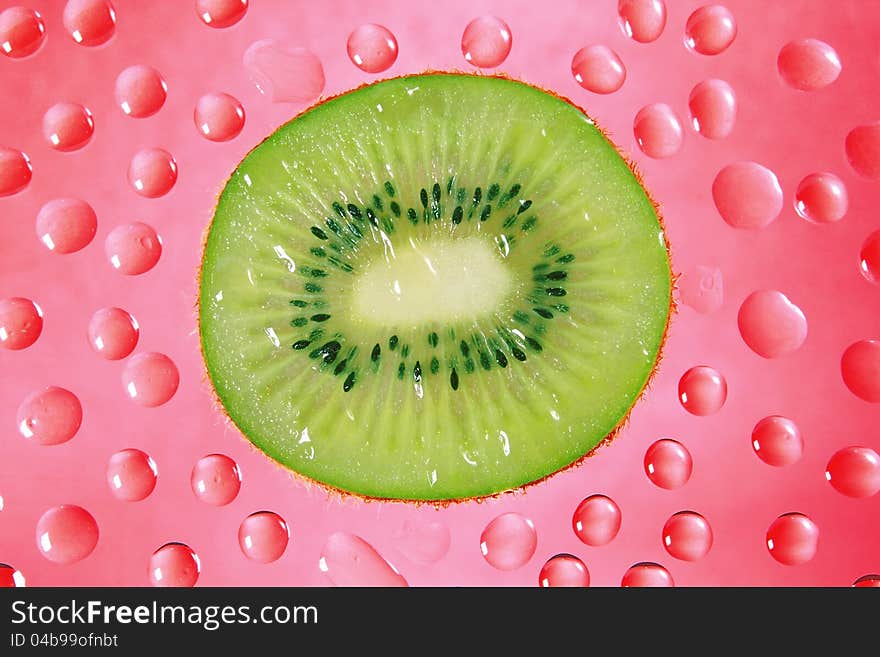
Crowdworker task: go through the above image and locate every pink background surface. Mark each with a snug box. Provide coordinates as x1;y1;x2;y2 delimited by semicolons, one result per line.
1;0;879;586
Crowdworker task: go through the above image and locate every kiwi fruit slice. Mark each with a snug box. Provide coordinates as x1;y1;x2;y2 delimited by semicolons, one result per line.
199;73;672;501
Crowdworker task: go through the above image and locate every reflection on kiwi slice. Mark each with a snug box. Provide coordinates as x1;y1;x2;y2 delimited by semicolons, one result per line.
198;73;672;501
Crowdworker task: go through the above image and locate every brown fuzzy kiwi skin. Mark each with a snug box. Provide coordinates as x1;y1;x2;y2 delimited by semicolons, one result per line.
196;70;677;507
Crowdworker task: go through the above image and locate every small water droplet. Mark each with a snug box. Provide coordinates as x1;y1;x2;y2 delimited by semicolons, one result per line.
766;513;818;565
571;45;626;94
192;454;241;506
633;103;683;158
841;339;880;403
684;4;736;55
88;307;138;360
42;102;94;151
794;172;847;223
0;6;45;58
853;574;880;587
122;352;179;407
63;0;116;46
0;564;26;587
480;512;537;570
393;518;451;564
149;543;199;587
0;297;42;350
194;92;245;141
128;148;177;198
105;221;162;275
618;0;666;43
572;494;621;546
621;562;674;587
320;532;408;586
662;511;712;561
0;147;32;196
243;39;325;103
737;290;807;358
539;554;590;587
36;198;97;254
238;511;289;563
845;122;880;180
17;386;82;445
712;161;783;229
859;229;880;283
115;65;167;118
461;15;512;68
678;264;723;314
777;39;841;91
825;446;880;498
688;79;736;139
644;439;692;490
106;448;157;501
678;365;727;415
36;504;99;564
752;416;803;467
196;0;247;28
347;23;398;73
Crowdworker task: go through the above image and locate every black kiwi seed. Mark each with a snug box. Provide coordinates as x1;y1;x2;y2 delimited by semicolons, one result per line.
480;205;492;222
304;282;322;293
472;187;482;207
397;362;406;379
414;361;422;382
343;372;356;392
557;253;575;263
459;340;470;357
452;206;463;224
390;201;401;217
292;339;311;350
545;271;567;281
290;299;307;307
291;317;308;327
546;287;566;297
389;335;399;350
311;313;331;322
432;182;441;204
525;337;543;352
450;369;459;391
534;307;554;319
384;181;395;197
407;208;418;225
487;183;500;201
518;199;532;214
311;226;328;240
371;343;381;361
420;188;428;208
347;203;362;220
428;332;438;347
334;359;348;375
332;201;346;218
511;346;527;362
372;194;384;212
495;349;508;368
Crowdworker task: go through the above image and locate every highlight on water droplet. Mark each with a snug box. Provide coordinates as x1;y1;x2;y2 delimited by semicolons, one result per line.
115;65;167;118
853;574;880;587
633;103;683;158
0;147;32;196
122;352;179;407
480;512;537;570
194;92;245;141
766;512;818;566
662;511;713;561
644;439;692;490
737;290;807;359
191;454;241;506
17;386;82;446
621;562;674;587
712;161;783;229
684;5;736;55
859;229;880;284
105;221;162;275
794;172;847;224
571;45;626;94
0;564;26;587
392;518;451;564
572;494;621;546
678;264;723;314
688;79;736;139
0;297;43;350
149;542;200;587
196;0;248;28
88;307;139;360
825;446;880;498
539;554;590;587
347;23;398;73
42;102;94;151
320;532;408;587
841;339;880;403
243;39;325;104
752;416;803;467
106;448;157;501
777;39;841;91
63;0;116;46
238;511;289;563
128;148;177;198
845;122;880;180
36;198;97;254
617;0;666;43
35;504;99;564
461;15;512;68
678;365;727;415
0;6;46;58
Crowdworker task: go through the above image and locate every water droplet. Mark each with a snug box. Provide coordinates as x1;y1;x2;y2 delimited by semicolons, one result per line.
0;147;32;196
0;297;42;350
662;511;712;561
63;0;116;46
17;386;82;445
196;0;247;28
678;264;723;314
42;102;94;151
238;511;289;563
766;513;818;565
106;448;157;501
347;23;398;73
149;543;199;587
572;494;621;546
115;65;167;118
539;554;590;587
618;0;666;43
0;6;45;58
633;103;683;158
794;172;847;223
571;45;626;94
678;365;727;415
621;562;674;587
122;352;179;407
128;148;177;198
644;439;693;490
191;454;241;506
480;512;537;570
105;221;162;275
712;161;783;229
841;339;880;403
684;4;736;55
461;15;512;68
0;564;26;587
845;122;880;180
88;307;139;360
392;518;451;564
737;290;807;358
859;229;880;283
194;92;245;141
853;574;880;587
320;532;408;586
777;39;841;91
35;198;97;254
35;504;99;564
825;446;880;498
752;416;803;467
243;39;325;103
688;79;736;139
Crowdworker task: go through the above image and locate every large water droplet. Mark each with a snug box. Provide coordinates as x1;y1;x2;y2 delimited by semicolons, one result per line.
128;148;177;198
63;0;116;46
621;562;674;587
634;103;683;158
238;511;289;563
196;0;247;28
571;45;626;94
853;574;880;587
149;543;200;587
194;92;245;141
243;39;325;103
0;147;32;196
17;386;82;445
678;365;727;415
688;79;736;139
572;494;621;546
825;446;880;498
737;290;807;358
347;23;398;73
845;122;880;180
539;554;590;587
841;339;880;403
88;307;139;360
480;512;537;570
859;229;880;284
662;511;713;561
712;162;783;229
122;352;179;407
36;505;99;564
36;198;97;254
0;297;42;350
319;532;408;586
618;0;666;43
777;39;841;91
766;513;818;566
644;439;692;490
392;518;451;564
0;6;45;58
461;15;512;68
106;448;157;501
191;454;241;506
684;5;736;55
115;65;167;118
751;416;803;467
105;221;162;275
42;102;94;151
794;172;847;224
